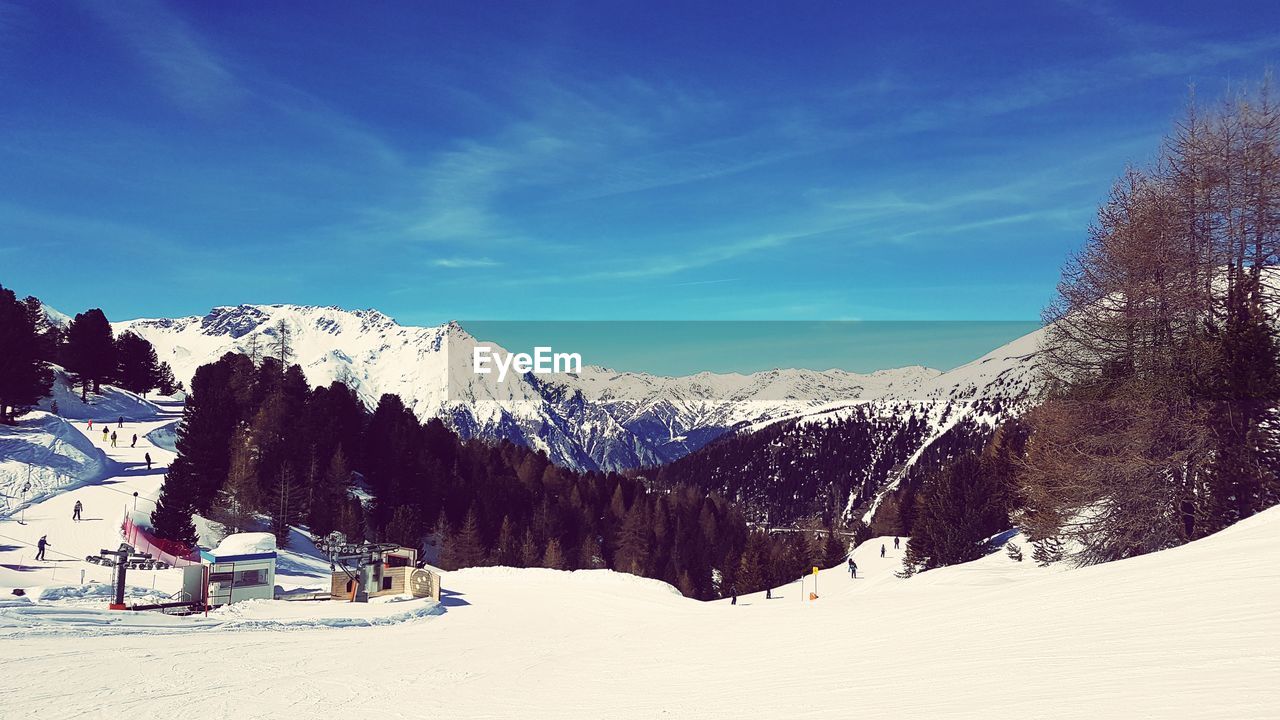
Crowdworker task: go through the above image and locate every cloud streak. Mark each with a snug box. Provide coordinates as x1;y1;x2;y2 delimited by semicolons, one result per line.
84;0;245;116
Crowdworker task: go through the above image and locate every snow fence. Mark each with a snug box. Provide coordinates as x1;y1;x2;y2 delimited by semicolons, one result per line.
121;511;199;566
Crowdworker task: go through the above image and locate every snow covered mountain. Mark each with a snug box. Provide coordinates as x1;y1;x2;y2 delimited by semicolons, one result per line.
117;304;1041;474
652;327;1045;526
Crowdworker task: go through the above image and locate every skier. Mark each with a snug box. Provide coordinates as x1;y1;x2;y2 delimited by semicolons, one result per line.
848;557;858;579
880;543;886;558
102;427;109;442
35;535;49;561
72;500;82;521
894;536;900;550
87;420;93;430
117;416;123;428
766;588;772;600
131;434;137;448
110;431;118;448
730;587;738;605
144;452;152;471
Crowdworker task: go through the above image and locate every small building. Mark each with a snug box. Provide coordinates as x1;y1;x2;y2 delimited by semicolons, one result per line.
329;545;440;602
181;532;278;608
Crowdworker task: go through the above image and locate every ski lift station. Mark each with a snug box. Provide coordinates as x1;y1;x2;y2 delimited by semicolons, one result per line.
317;535;441;602
181;532;278;608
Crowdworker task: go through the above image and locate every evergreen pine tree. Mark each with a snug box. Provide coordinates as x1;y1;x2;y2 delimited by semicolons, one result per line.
0;285;53;423
114;331;161;396
308;449;349;538
450;506;485;568
150;491;198;547
156;362;178;396
64;308;115;400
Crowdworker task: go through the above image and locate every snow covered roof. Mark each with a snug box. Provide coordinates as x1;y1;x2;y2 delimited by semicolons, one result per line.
202;532;278;561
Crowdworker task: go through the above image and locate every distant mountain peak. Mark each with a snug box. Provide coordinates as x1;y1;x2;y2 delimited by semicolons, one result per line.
117;304;1044;474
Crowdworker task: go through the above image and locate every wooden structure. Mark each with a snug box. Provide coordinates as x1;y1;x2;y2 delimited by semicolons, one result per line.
328;545;440;602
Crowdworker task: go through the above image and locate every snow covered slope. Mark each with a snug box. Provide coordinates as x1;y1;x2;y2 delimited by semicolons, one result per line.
36;367;163;421
653;327;1044;526
1;504;1275;718
118;304;1036;472
0;412;113;515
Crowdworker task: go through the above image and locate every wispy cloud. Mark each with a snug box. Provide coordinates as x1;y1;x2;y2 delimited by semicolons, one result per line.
432;257;500;269
84;0;245;116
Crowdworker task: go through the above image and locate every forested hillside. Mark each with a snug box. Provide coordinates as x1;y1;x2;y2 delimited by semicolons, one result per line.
149;351;851;599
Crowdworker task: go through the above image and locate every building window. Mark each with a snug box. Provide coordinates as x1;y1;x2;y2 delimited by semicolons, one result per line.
382;576;393;591
236;569;266;586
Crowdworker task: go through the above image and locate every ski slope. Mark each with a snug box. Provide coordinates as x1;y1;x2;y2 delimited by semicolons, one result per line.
1;482;1277;718
0;402;180;595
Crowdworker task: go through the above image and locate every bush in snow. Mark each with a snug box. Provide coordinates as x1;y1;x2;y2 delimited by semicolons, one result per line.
1032;536;1064;567
1005;542;1023;562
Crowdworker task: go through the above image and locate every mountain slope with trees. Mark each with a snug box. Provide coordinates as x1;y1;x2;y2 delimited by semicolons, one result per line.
149;349;851;599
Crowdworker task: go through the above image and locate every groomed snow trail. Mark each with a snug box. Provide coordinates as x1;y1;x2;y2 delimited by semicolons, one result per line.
0;400;182;595
1;503;1276;718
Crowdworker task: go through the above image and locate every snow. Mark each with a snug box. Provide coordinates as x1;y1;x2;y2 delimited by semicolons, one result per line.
36;367;164;421
0;411;113;515
143;420;178;453
3;318;1273;717
209;532;276;557
117;304;1021;472
2;456;1277;719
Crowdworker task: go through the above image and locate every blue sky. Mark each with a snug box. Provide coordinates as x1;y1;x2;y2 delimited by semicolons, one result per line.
2;0;1279;325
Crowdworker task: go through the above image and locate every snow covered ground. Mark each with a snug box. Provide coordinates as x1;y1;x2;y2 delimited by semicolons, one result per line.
2;501;1277;717
1;399;1276;718
37;367;163;421
0;412;114;516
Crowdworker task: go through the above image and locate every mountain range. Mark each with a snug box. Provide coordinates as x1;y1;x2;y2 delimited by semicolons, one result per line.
116;304;1044;522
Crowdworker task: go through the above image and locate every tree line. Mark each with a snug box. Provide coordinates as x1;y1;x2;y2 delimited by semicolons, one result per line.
651;404;931;527
150;349;851;599
0;284;178;422
1018;79;1280;564
643;78;1280;575
893;77;1280;572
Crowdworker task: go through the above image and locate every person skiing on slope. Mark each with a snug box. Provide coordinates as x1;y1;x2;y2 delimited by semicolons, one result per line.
102;427;109;442
131;434;137;448
72;500;82;521
35;535;49;561
894;536;900;550
144;453;152;471
117;416;123;428
110;431;118;448
880;543;886;558
848;557;857;579
730;586;738;605
87;420;93;430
